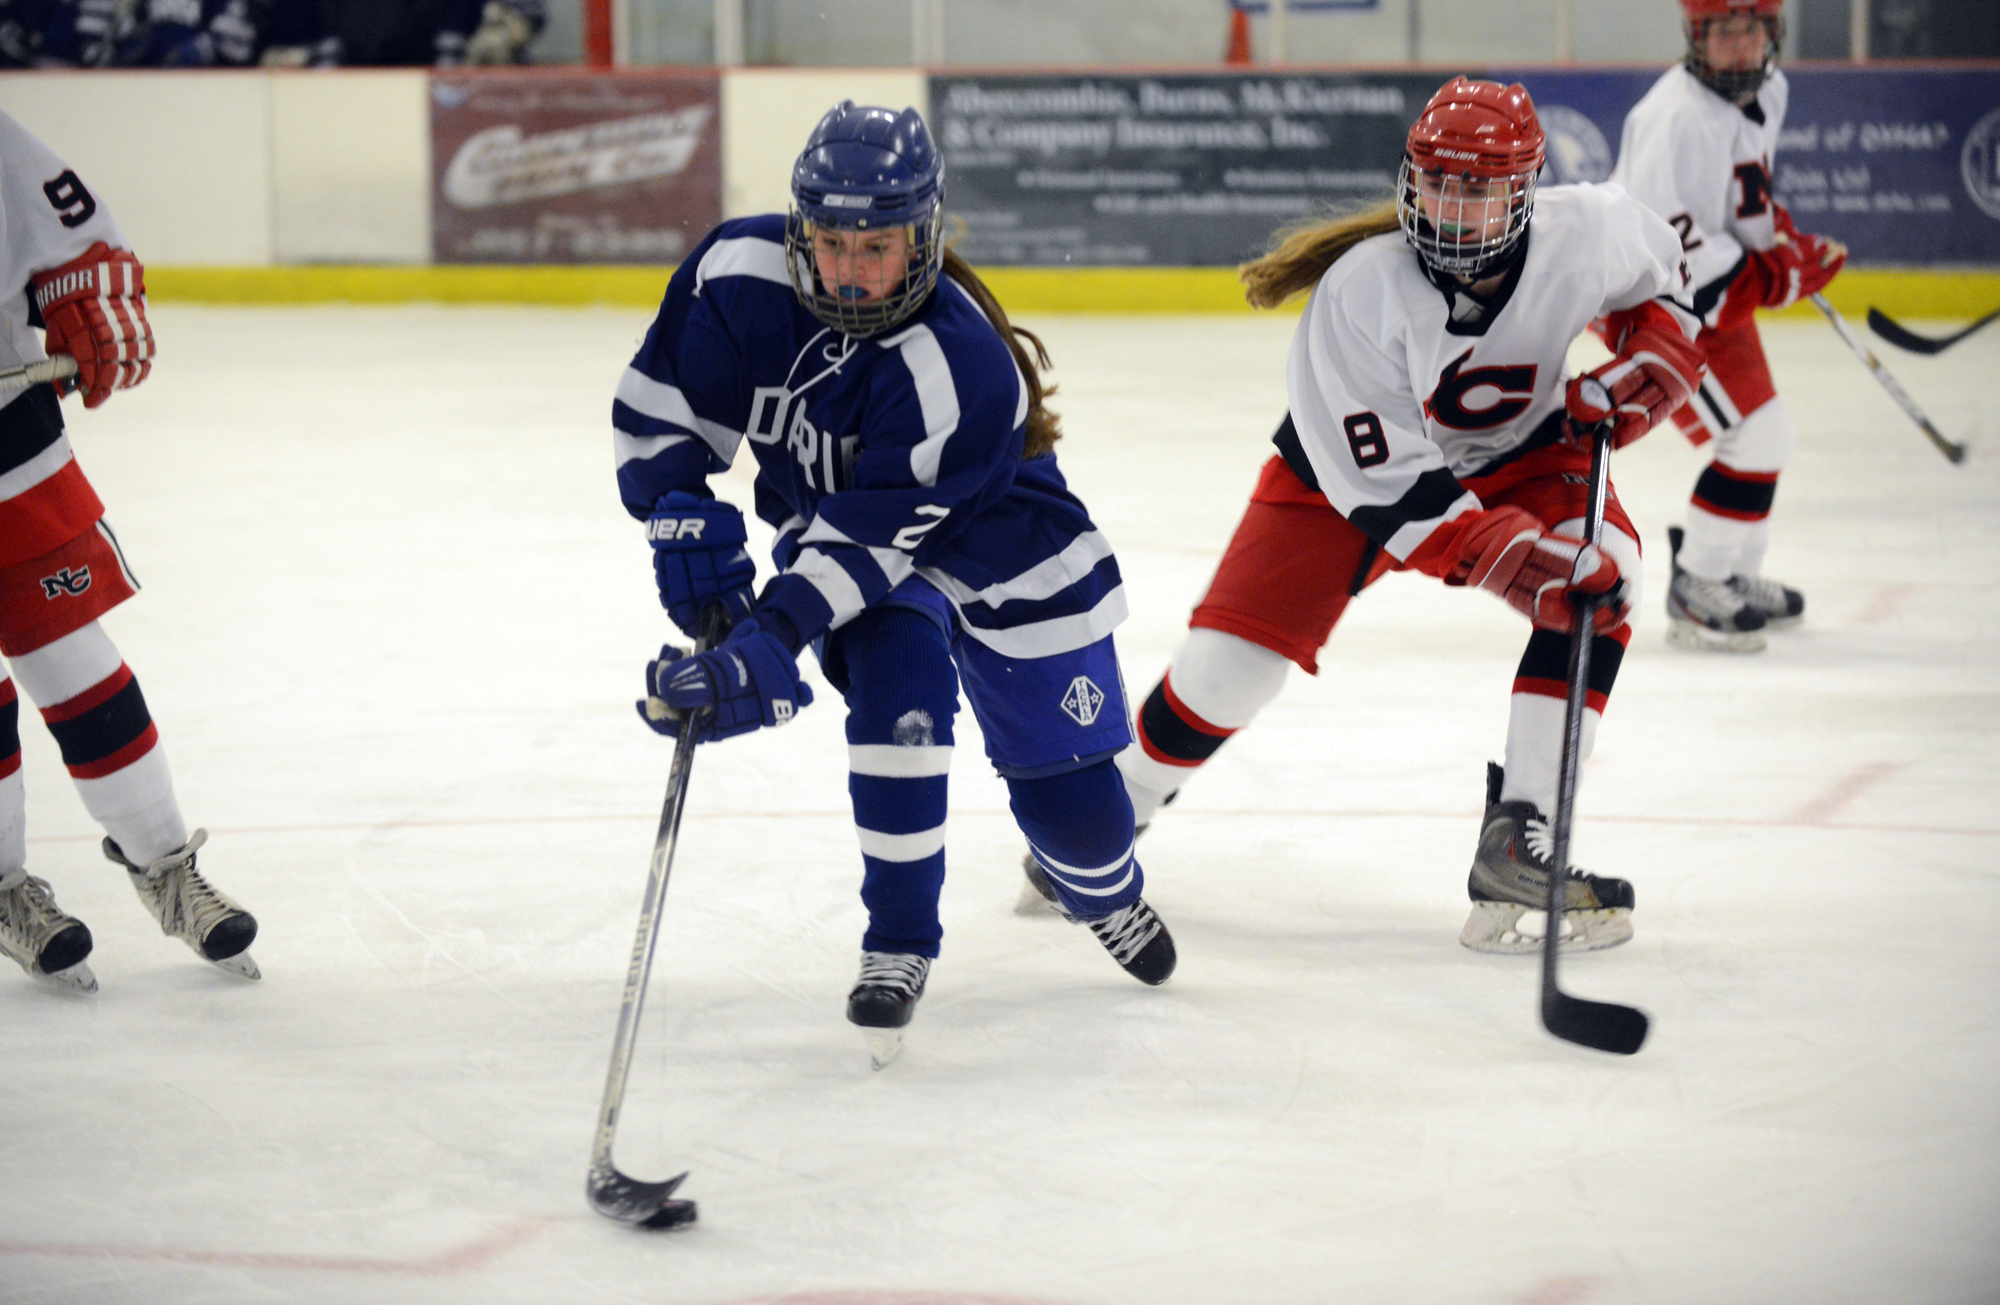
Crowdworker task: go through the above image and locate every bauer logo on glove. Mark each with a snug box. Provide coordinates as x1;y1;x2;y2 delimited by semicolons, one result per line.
645;491;756;638
646;517;709;542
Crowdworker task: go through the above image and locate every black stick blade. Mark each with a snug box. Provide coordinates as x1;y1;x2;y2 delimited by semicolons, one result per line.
587;1165;699;1230
1867;305;2000;356
1543;989;1649;1056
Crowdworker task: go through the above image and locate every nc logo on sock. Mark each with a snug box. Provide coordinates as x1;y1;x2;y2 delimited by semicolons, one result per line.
1060;676;1104;726
39;566;91;598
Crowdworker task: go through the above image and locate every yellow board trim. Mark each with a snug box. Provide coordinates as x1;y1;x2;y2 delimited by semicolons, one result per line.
146;265;674;307
147;263;2000;318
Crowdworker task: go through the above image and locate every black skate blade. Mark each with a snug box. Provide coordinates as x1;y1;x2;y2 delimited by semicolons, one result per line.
587;1166;698;1230
1543;990;1649;1056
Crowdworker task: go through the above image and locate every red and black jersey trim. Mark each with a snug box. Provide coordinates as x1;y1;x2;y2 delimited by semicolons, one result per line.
1136;674;1234;767
38;664;159;780
1272;412;1321;493
1511;627;1627;712
1347;468;1469;548
1692;462;1779;521
0;678;19;781
0;384;66;478
1691;251;1749;322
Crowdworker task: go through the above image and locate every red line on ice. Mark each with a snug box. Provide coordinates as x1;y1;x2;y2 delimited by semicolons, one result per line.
1787;761;1900;825
1851;584;1914;625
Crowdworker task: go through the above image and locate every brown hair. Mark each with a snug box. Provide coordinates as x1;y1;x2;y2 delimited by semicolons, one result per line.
940;247;1062;458
1239;199;1402;310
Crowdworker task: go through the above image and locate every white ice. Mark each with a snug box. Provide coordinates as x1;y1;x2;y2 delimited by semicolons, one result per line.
2;303;1996;1305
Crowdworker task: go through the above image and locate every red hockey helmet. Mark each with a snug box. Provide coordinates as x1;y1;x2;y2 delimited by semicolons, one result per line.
1397;77;1545;279
1681;0;1783;102
1681;0;1781;18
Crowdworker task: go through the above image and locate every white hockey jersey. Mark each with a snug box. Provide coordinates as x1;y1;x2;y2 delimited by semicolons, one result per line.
0;109;133;568
1284;183;1693;564
0;108;130;374
1609;64;1786;320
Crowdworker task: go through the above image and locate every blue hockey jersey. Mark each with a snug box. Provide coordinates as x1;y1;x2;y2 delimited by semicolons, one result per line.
614;215;1126;661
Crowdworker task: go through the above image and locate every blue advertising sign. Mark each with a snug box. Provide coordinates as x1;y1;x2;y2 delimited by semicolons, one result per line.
933;66;2000;267
931;72;1437;267
1494;65;2000;266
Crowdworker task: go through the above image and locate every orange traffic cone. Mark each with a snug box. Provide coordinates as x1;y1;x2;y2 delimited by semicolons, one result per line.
1224;6;1252;64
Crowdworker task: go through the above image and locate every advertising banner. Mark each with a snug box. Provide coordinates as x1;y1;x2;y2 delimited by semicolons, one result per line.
930;72;1440;267
1499;65;2000;266
935;66;2000;267
430;72;721;265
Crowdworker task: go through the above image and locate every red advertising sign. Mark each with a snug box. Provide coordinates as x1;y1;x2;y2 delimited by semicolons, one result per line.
430;71;722;264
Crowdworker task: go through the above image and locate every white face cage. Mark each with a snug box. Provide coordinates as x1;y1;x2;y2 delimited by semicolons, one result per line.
783;210;945;338
1395;155;1537;280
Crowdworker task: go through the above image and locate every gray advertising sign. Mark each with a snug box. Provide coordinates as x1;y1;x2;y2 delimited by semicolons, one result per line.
931;73;1440;267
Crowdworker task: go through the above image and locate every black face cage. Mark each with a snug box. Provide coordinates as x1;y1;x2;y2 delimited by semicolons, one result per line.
1396;155;1537;280
784;210;945;338
1685;15;1783;102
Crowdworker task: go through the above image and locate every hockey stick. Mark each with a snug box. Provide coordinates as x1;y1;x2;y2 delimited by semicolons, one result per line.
0;354;78;396
1866;304;2000;356
1540;414;1649;1057
1811;294;1967;465
585;604;730;1231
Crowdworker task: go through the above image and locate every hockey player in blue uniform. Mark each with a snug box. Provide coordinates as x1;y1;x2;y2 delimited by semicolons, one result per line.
616;101;1176;1066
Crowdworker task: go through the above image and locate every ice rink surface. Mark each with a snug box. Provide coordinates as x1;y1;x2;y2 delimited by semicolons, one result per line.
2;302;1996;1305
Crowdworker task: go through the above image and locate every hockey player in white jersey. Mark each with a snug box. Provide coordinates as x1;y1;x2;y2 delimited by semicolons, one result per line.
1610;0;1847;650
0;109;259;991
1024;77;1705;955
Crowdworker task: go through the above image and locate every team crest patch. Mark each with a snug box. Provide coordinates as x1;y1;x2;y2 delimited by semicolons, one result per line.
1060;675;1104;727
40;566;91;599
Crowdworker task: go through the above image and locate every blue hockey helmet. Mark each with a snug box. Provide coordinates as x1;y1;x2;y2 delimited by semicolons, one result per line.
785;101;946;336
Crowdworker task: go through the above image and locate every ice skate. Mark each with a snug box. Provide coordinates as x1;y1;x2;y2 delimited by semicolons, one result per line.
1461;764;1633;955
0;868;98;992
1082;898;1177;985
846;950;930;1070
1015;824;1151;916
1728;571;1805;628
1666;526;1767;652
1014;850;1063;915
104;830;260;979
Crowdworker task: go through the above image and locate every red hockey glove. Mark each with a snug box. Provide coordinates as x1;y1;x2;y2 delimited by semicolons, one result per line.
1444;506;1632;634
1566;302;1704;448
30;243;154;409
1746;226;1847;310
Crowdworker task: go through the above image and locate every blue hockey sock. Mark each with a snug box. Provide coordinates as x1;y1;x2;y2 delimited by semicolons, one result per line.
835;608;959;958
1009;758;1143;920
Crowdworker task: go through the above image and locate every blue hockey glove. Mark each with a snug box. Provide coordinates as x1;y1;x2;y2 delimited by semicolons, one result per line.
647;491;756;638
637;620;813;744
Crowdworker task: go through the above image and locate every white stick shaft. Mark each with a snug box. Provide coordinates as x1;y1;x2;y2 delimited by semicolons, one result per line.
0;354;78;395
1811;294;1966;464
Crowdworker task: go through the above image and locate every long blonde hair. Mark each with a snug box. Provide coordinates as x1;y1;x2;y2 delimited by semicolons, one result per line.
940;248;1062;458
1240;199;1402;310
